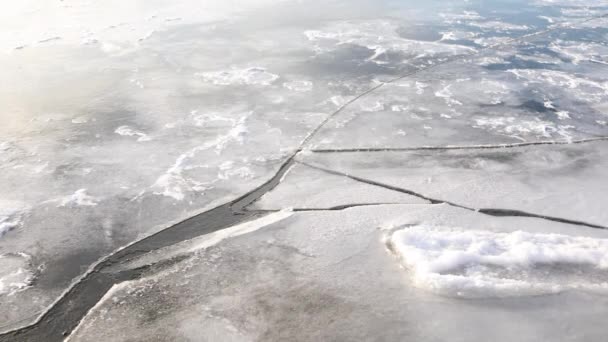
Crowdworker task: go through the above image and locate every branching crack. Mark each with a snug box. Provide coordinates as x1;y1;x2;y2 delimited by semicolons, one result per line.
297;161;608;230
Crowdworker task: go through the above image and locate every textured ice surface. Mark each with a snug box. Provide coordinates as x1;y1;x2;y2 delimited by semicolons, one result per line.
308;47;608;148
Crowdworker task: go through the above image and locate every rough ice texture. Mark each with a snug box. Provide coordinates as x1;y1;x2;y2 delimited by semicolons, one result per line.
308;52;608;149
0;0;375;328
389;226;608;298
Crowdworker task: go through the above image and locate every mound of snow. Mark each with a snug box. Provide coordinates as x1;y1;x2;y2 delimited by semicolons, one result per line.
388;226;608;297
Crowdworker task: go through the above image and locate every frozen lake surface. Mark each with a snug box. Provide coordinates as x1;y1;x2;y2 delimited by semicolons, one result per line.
1;0;608;340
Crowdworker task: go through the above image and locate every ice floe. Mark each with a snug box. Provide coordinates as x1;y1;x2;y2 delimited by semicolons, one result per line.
58;189;99;207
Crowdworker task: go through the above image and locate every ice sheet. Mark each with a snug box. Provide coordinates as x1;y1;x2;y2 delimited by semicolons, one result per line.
67;205;608;342
3;0;412;329
1;0;607;337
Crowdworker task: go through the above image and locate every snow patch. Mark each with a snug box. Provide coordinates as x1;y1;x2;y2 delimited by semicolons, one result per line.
304;20;474;58
152;112;251;200
434;84;462;106
114;126;151;142
468;21;530;32
440;11;483;24
439;30;478;41
0;253;34;296
0;202;28;238
59;189;99;207
217;161;254;180
283;80;313;92
359;100;385;112
71;116;88;124
388;226;608;298
473;116;573;141
196;67;279;86
328;95;351;108
549;40;608;65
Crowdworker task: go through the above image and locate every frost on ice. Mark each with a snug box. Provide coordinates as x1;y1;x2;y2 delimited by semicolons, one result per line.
388;226;608;298
58;189;99;207
0;253;34;296
196;67;279;86
114;126;151;142
0;200;29;238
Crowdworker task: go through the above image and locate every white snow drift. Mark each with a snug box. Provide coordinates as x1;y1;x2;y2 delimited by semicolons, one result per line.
388;225;608;298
